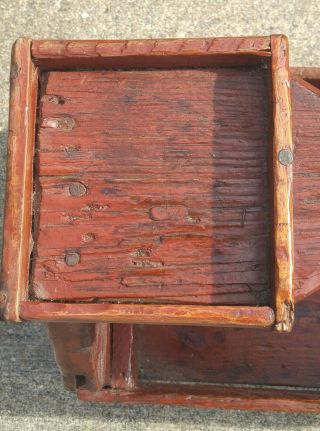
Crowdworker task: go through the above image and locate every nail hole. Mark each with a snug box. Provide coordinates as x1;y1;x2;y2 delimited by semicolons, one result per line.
41;94;66;105
82;233;95;242
42;116;76;131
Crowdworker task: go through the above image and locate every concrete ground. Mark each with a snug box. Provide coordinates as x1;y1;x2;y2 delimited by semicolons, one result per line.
0;1;320;429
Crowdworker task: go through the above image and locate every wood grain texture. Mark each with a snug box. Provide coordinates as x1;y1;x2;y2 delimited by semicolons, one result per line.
47;322;111;391
111;324;137;389
271;35;294;332
31;37;271;70
135;293;320;389
2;37;319;325
292;76;320;303
46;76;320;413
20;302;275;328
0;38;38;321
78;385;320;413
291;67;320;90
32;67;272;307
3;36;320;413
48;286;320;410
74;288;320;410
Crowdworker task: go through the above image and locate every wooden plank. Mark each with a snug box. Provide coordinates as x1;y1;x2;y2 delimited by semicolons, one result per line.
78;384;320;413
20;302;275;327
111;324;137;389
0;38;38;321
291;67;320;90
47;322;111;391
271;35;294;331
32;67;272;307
135;292;320;389
31;37;271;70
291;77;320;303
131;69;320;399
289;74;320;98
90;322;112;389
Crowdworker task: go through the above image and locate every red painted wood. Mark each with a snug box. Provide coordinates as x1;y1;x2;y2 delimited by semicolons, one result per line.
114;78;320;391
270;35;294;331
111;324;137;389
46;291;320;412
134;293;320;388
31;37;271;70
0;38;38;321
3;36;320;412
78;385;320;413
29;70;320;308
291;67;320;92
32;67;272;306
47;322;111;391
292;78;320;302
20;302;274;328
46;74;320;413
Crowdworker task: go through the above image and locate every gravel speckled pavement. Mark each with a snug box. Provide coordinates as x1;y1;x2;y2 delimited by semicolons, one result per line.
1;1;320;429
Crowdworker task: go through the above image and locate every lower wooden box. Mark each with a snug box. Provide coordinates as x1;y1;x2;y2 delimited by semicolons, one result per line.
48;290;320;413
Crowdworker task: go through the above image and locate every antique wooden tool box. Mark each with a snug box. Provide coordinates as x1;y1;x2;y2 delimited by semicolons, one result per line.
1;35;320;412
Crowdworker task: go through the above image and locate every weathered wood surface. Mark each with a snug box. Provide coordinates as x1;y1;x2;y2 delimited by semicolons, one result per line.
270;35;294;331
135;292;320;389
0;38;38;321
29;65;320;310
111;324;137;389
44;74;320;413
20;302;275;327
291;67;320;90
292;77;320;302
32;67;272;306
31;37;271;70
78;385;320;413
47;322;111;391
47;292;320;412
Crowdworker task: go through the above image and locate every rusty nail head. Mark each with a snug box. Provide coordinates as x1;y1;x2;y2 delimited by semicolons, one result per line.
69;182;87;197
278;149;293;166
65;252;80;266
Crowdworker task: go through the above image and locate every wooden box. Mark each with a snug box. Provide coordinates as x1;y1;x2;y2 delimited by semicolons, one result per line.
1;36;320;412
